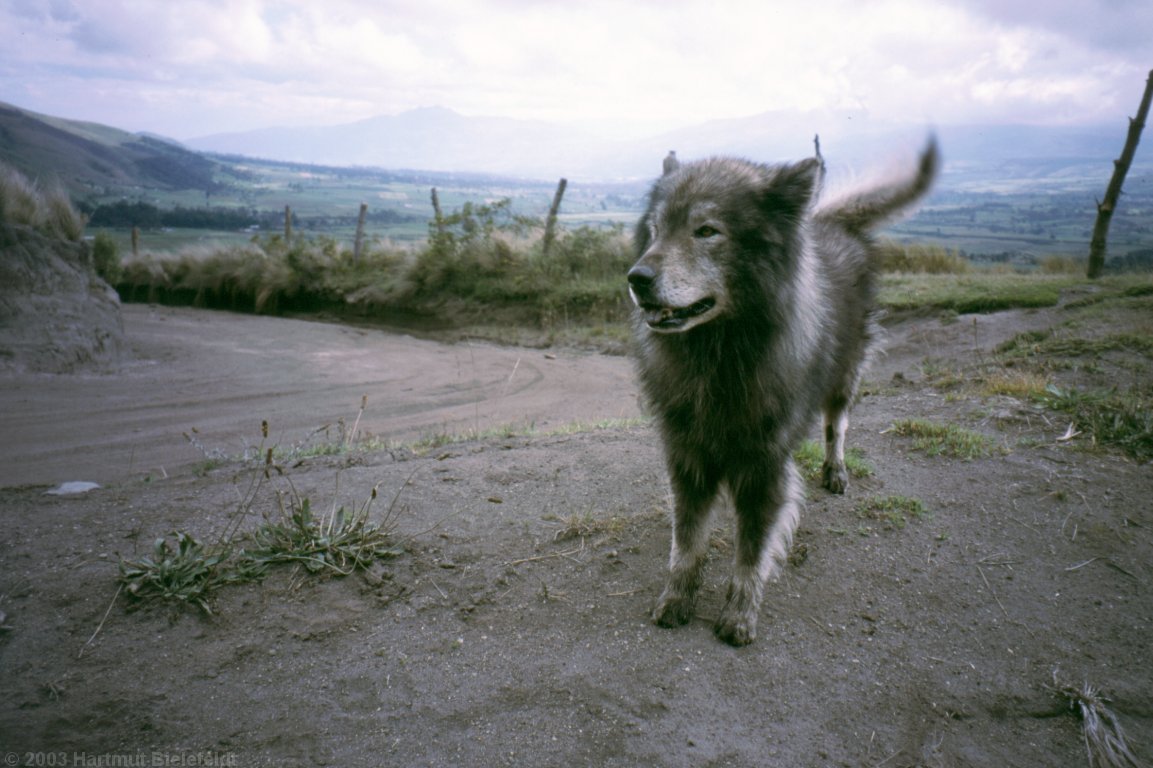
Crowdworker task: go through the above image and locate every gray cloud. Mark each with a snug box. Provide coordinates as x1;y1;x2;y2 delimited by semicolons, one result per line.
0;0;1148;140
958;0;1153;54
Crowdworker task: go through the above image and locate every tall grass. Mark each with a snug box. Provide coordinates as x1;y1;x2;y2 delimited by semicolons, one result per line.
877;242;971;274
112;210;1152;342
117;200;635;329
0;160;84;241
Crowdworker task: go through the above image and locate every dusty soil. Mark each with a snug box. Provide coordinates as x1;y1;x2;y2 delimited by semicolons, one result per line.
1;297;1151;767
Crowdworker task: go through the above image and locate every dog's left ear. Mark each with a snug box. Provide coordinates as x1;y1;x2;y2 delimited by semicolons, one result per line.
760;158;821;221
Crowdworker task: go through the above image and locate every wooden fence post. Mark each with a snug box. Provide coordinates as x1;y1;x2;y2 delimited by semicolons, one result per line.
430;188;444;235
131;226;139;257
1087;69;1153;279
542;177;567;258
353;202;368;263
284;205;292;241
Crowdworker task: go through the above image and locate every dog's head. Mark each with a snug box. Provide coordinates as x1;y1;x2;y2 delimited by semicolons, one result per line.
628;154;821;334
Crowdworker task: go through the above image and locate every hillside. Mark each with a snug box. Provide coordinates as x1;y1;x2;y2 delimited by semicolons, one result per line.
0;101;225;197
5;102;1153;265
0;222;126;373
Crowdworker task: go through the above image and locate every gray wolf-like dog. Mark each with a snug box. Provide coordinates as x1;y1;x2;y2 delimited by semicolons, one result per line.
628;138;939;646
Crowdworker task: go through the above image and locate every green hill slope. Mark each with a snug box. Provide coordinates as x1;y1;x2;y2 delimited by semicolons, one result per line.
0;101;222;197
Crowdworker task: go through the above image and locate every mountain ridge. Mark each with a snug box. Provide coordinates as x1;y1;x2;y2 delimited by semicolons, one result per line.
2;99;1145;192
187;105;1141;183
0;101;224;195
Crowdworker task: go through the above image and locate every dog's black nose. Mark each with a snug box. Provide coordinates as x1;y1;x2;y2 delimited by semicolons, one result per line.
627;264;656;291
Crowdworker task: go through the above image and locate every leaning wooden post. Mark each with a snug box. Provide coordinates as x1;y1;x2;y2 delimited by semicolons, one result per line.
353;202;368;263
131;226;139;257
1087;69;1152;279
542;177;567;258
430;188;445;235
284;205;292;241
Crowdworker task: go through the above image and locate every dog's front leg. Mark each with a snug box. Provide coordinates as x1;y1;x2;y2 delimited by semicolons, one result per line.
716;461;802;646
652;459;718;628
821;407;851;494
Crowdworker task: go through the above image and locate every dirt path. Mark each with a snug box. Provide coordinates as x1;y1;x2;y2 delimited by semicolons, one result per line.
0;305;641;488
1;301;1150;767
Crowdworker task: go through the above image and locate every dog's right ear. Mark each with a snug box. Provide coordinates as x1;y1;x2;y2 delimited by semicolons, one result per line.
760;158;822;221
662;151;679;176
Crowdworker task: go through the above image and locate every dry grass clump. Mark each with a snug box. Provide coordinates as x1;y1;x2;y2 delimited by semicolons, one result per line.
886;418;1005;459
116;205;634;330
1050;674;1145;768
1039;254;1085;275
118;419;406;614
0;160;84;241
878;241;972;274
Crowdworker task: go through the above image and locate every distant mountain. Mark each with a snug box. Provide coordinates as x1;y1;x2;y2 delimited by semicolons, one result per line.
189;105;1142;185
0;101;225;196
188;106;871;180
3;100;1144;192
188;106;606;180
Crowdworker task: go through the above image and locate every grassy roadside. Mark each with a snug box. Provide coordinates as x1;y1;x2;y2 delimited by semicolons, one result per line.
4;156;1150;350
102;204;1153;351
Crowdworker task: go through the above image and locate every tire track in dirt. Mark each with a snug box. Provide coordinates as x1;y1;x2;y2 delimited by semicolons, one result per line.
0;304;641;487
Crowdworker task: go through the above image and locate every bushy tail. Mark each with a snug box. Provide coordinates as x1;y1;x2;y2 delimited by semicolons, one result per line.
819;136;939;235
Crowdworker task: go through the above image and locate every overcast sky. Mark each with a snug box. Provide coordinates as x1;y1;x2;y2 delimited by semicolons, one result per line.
1;0;1149;141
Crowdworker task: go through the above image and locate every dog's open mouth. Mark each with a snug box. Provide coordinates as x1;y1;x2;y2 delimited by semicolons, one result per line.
640;298;717;330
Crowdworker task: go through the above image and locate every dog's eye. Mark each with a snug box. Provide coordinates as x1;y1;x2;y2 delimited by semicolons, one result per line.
694;225;720;239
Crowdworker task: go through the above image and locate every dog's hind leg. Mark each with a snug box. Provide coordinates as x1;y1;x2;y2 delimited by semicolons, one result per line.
821;397;851;494
652;457;719;629
716;460;802;646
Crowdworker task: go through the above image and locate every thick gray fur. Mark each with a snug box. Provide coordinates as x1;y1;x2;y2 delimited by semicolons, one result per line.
628;138;939;646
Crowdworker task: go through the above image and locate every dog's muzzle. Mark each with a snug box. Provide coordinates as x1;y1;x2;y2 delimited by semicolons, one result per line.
627;265;717;331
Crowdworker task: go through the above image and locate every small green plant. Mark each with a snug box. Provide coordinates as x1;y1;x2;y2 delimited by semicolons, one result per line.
887;418;1004;459
117;482;402;612
117;532;256;614
1039;384;1153;461
119;420;406;613
411;421;536;453
544;510;627;542
92;230;122;284
244;485;402;575
978;368;1051;399
793;439;873;481
998;330;1153;360
545;417;649;436
857;495;928;529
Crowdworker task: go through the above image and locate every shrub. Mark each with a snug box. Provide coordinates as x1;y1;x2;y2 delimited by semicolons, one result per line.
93;231;122;284
0;162;40;228
0;160;83;241
878;242;971;274
1038;254;1083;274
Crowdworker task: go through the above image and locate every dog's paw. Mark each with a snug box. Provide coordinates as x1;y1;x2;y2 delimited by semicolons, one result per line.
821;462;849;495
714;612;757;646
652;592;696;627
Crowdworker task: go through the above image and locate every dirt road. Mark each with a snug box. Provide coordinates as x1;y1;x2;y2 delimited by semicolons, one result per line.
0;305;641;488
1;300;1150;767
